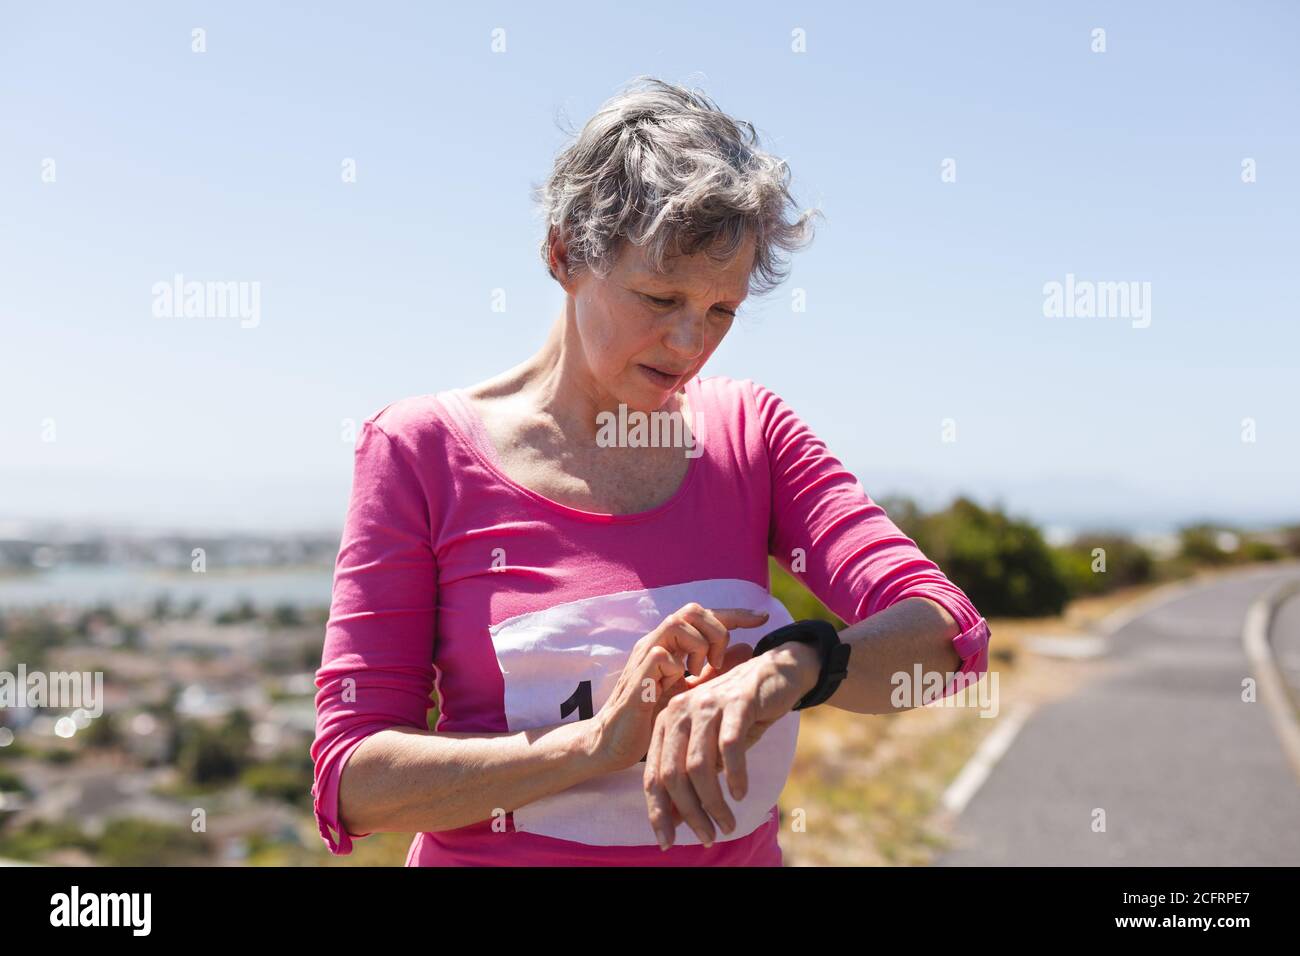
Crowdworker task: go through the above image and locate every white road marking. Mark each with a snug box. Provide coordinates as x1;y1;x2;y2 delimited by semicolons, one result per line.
1241;578;1300;787
939;703;1033;816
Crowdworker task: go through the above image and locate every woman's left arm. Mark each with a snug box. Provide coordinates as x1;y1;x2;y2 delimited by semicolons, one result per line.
761;594;966;716
745;377;992;701
642;379;992;848
643;596;967;849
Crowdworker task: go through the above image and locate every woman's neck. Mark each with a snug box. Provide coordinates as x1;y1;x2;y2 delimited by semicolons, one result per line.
501;310;688;444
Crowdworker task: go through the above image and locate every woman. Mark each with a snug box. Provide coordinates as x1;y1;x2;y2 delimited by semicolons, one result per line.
311;76;991;866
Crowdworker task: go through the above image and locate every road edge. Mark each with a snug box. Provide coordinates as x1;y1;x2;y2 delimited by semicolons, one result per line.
1241;575;1300;786
936;561;1300;830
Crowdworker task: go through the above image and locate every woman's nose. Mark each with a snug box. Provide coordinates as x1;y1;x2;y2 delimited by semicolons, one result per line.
663;312;709;355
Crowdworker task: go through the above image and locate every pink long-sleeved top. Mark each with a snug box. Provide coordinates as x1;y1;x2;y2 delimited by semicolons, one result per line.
311;374;991;865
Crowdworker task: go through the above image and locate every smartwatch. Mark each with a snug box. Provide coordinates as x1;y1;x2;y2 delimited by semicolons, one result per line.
751;619;851;710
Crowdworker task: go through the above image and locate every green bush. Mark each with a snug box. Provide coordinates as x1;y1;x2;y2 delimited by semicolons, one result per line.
96;818;206;866
1176;524;1289;567
907;497;1069;617
769;559;843;628
1240;539;1281;563
82;713;120;750
269;603;302;628
1178;524;1235;565
241;756;314;809
176;710;253;785
0;819;94;861
771;496;1070;619
215;598;258;625
1053;533;1154;598
0;767;28;795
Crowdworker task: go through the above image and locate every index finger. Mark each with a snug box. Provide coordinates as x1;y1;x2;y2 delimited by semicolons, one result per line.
678;605;769;671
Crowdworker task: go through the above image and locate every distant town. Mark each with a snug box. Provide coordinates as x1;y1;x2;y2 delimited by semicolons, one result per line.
0;524;342;864
0;523;341;575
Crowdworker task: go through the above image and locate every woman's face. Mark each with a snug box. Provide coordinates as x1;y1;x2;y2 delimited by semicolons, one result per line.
556;232;756;411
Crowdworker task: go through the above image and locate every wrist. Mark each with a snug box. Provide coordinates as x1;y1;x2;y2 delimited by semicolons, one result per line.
767;640;822;699
576;715;629;776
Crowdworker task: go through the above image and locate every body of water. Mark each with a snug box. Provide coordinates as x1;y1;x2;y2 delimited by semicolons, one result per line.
0;564;336;612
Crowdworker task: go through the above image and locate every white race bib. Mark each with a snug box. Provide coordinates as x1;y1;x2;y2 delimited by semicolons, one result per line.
489;578;800;846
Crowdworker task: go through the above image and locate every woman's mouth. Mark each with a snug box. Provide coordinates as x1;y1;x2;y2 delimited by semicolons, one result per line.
638;364;682;389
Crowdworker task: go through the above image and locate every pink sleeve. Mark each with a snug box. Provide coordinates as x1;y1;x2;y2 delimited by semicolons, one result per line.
750;380;991;700
310;417;438;854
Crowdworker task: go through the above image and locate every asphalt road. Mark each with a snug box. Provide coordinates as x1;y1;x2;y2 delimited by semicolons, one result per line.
938;566;1300;865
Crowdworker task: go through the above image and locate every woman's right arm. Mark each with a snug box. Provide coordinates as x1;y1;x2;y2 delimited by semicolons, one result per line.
313;414;619;848
337;717;607;836
312;412;617;848
313;412;477;854
336;602;767;837
312;411;761;848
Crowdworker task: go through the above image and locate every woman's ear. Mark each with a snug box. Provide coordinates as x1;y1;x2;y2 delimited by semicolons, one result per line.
548;226;575;289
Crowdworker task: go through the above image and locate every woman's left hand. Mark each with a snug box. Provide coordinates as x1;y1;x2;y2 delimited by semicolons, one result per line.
642;639;821;850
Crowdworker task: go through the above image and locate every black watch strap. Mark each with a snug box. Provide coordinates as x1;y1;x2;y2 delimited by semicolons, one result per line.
751;619;851;710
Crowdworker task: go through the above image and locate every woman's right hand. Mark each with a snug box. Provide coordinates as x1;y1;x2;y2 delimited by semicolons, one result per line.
590;604;770;772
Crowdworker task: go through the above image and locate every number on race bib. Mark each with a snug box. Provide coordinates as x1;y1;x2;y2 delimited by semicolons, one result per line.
560;680;593;721
561;679;652;763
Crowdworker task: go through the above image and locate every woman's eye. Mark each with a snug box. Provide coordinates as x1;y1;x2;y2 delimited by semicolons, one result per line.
640;292;735;318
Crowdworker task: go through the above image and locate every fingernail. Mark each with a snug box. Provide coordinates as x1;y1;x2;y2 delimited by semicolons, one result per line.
657;836;669;851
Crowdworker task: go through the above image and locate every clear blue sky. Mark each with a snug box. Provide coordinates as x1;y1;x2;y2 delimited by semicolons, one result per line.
2;1;1296;536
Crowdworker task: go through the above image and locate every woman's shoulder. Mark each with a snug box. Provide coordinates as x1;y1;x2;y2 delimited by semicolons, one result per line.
696;372;786;418
694;374;803;450
695;372;759;405
361;392;460;458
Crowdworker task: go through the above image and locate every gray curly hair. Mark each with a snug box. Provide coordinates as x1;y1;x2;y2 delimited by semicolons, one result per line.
531;76;823;300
